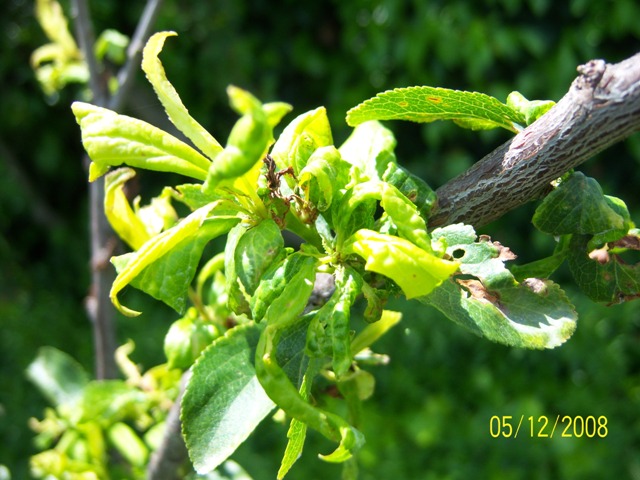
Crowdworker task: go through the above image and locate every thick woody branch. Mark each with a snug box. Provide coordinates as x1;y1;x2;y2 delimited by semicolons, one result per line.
430;51;640;229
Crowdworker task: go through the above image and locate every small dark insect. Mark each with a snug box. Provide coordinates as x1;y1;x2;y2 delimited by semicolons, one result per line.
263;154;296;201
262;154;317;225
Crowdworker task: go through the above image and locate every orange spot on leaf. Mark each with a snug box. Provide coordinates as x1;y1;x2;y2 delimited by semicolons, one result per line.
426;96;442;103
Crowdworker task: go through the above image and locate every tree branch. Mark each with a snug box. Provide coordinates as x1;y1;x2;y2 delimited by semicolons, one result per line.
70;0;164;379
109;0;163;112
430;51;640;229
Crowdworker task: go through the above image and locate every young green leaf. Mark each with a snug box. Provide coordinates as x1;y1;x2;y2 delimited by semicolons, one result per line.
203;87;291;194
110;205;239;316
298;146;350;212
270;107;333;174
381;162;436;220
71;102;211;182
181;322;276;474
344;229;459;299
533;172;630;239
346;86;524;133
250;253;318;323
104;168;156;250
256;325;364;466
422;224;577;349
142;31;223;160
339;120;397;181
336;181;432;251
506;91;555;126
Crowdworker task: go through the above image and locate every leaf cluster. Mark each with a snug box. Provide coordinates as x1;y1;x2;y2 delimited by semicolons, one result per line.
65;32;640;479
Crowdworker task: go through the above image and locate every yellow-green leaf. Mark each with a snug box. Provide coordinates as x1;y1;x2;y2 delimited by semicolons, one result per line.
344;229;459;299
72;102;211;181
142;32;223;160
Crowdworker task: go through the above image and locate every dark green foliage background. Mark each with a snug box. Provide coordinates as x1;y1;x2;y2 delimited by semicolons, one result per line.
2;0;639;478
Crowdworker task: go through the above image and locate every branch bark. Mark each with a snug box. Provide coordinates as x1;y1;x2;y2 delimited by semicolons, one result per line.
430;51;640;229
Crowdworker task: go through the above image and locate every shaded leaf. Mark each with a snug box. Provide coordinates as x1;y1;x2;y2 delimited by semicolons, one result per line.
533;172;629;238
181;323;275;474
568;232;640;304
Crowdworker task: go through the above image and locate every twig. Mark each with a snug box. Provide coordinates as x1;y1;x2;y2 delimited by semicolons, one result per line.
70;0;164;379
430;51;640;229
147;370;191;480
109;0;164;112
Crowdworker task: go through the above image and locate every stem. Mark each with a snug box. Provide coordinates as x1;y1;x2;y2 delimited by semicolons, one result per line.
109;0;164;112
71;0;116;379
430;52;640;229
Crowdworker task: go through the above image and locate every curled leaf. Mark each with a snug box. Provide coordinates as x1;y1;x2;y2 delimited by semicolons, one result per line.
344;229;459;299
110;205;239;316
71;102;211;182
142;31;223;160
422;224;577;349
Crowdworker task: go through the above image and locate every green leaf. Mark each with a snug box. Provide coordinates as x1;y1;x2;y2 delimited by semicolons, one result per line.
94;29;129;65
350;310;402;355
506;91;555;126
270;107;333;174
423;224;577;349
298;146;350;212
381;162;436;220
344;229;459;299
26;347;90;408
256;325;364;465
305;267;361;378
80;381;148;424
567;232;640;304
203;87;291;194
104;168;153;249
533;172;630;238
142;32;223;160
182;323;275;474
277;358;321;480
346;87;524;133
71;102;211;182
250;253;318;323
110;206;239;316
336;180;432;251
234;219;285;296
164;308;218;370
339;120;397;181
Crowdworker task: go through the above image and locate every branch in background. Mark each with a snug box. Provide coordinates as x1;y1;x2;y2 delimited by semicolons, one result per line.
147;370;191;480
70;0;164;379
109;0;163;112
430;51;640;229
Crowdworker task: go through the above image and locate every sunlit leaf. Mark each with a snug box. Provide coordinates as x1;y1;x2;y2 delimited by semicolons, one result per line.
142;32;223;160
347;86;524;132
344;229;459;299
422;224;577;349
71;102;211;182
110;205;239;316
